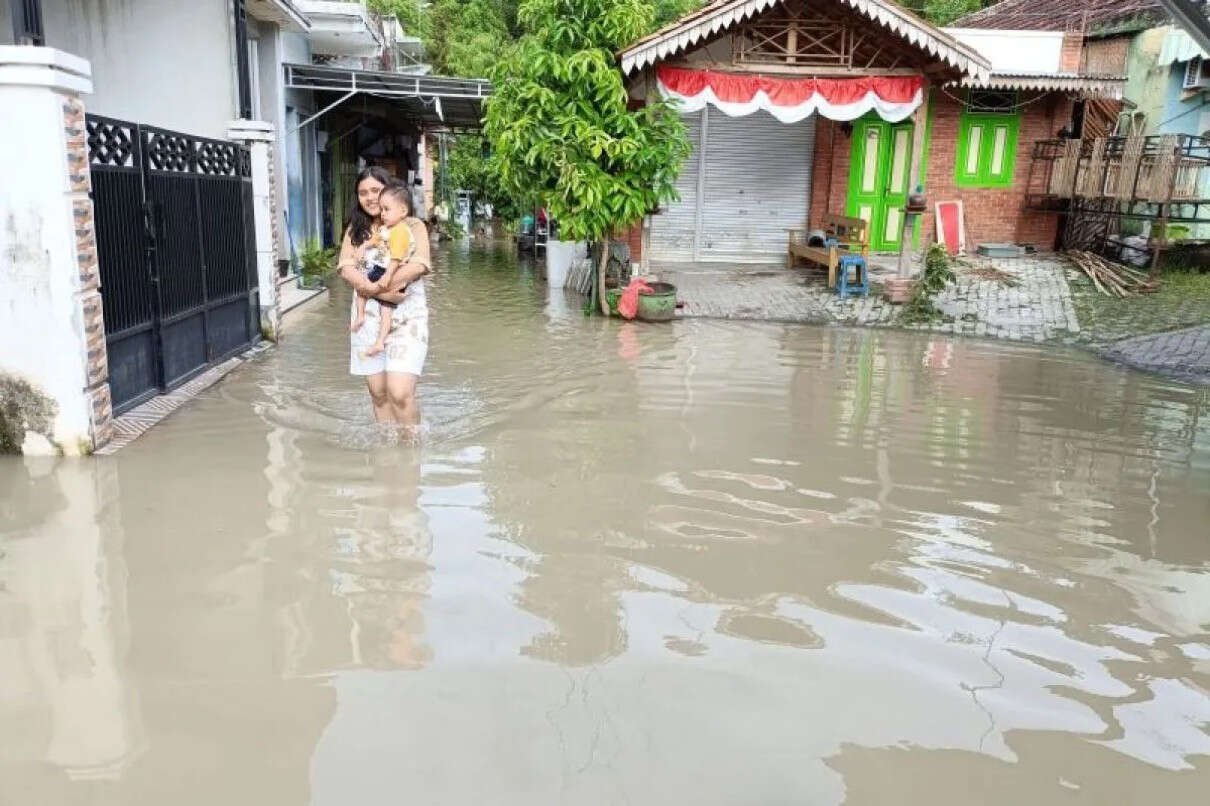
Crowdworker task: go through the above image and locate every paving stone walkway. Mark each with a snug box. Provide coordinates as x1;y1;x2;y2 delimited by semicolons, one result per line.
1098;325;1210;385
652;255;1210;385
657;255;1080;343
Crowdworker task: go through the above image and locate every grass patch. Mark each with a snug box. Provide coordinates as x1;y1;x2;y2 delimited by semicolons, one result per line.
1157;267;1210;298
1070;265;1210;342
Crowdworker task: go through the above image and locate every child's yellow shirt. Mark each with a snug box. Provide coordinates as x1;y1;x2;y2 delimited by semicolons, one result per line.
383;223;411;263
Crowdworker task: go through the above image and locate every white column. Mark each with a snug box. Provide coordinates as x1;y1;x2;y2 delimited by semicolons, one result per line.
0;47;111;455
228;119;281;341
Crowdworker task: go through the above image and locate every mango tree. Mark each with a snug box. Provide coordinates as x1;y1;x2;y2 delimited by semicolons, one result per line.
484;0;691;313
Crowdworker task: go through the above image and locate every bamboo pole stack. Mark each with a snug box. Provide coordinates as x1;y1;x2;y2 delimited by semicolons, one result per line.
1066;250;1160;297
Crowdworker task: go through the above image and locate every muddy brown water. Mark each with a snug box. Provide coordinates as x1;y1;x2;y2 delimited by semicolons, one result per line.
3;241;1210;804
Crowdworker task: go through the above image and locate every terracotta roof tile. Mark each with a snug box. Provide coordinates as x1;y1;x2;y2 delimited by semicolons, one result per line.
953;0;1167;32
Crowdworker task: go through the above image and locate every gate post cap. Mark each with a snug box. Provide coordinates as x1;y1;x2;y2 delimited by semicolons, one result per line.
0;46;92;94
228;119;275;143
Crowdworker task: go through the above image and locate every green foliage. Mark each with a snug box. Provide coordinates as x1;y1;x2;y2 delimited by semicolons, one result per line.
0;373;58;455
900;243;957;324
368;0;423;32
922;0;980;25
423;0;515;76
898;0;993;25
446;134;521;221
483;0;692;243
652;0;702;27
297;239;337;288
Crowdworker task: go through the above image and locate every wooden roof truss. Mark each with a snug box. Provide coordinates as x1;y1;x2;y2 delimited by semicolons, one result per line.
731;0;925;73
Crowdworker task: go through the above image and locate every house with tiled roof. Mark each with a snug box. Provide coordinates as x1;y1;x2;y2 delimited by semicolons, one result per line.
957;0;1210;251
956;0;1166;32
615;0;1128;271
955;0;1208;140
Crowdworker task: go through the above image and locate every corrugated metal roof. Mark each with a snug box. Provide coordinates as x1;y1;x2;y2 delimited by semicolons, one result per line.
618;0;991;79
1158;26;1209;64
955;0;1166;33
956;72;1127;98
283;64;490;127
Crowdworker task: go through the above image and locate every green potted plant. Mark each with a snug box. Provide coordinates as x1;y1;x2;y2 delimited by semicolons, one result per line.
296;239;336;290
483;0;691;313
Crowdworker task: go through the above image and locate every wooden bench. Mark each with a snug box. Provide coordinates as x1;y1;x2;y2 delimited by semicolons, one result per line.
787;214;870;288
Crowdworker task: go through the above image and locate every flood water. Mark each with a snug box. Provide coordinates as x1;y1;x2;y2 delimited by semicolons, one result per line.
3;241;1210;804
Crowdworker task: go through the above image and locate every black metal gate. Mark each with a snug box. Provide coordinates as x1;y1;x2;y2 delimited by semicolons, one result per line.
86;115;259;413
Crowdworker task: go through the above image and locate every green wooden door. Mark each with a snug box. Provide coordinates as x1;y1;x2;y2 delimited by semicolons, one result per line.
847;119;914;252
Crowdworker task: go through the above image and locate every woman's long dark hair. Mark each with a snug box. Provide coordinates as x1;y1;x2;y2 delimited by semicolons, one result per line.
348;165;395;246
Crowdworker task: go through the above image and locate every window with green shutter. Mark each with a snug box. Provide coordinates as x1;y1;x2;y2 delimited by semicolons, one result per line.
955;92;1020;188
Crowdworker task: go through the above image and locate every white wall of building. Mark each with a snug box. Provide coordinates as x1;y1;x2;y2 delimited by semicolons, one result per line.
247;18;286;261
280;30;321;255
945;28;1065;74
41;0;238;139
0;49;97;454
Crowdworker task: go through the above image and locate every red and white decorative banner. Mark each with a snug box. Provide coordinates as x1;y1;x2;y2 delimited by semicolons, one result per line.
656;66;924;123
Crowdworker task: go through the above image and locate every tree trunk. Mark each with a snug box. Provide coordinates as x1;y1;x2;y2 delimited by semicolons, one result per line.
597;237;610;316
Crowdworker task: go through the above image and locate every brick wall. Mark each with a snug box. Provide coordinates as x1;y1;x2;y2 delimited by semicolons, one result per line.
625;221;642;262
63;95;113;450
1060;33;1084;73
268;142;283;267
810;118;849;224
615;221;643;264
810;91;1072;250
927;92;1072;248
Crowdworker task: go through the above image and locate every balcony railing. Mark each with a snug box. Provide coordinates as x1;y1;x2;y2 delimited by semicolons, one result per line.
1027;134;1210;209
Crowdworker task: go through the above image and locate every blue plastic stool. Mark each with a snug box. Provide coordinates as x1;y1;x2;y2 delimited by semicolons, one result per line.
836;253;869;298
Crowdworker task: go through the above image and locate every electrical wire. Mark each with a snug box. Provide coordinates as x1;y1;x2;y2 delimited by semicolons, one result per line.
1154;95;1210;128
937;85;1054;112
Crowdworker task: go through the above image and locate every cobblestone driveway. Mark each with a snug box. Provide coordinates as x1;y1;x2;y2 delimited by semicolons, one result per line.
657;256;1080;342
652;255;1209;385
1098;325;1210;384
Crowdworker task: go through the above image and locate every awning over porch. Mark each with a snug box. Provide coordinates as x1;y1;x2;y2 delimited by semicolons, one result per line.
283;63;491;129
955;72;1127;99
657;66;924;122
620;0;991;81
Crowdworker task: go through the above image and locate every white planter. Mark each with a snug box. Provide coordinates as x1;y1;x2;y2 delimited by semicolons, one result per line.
546;239;578;289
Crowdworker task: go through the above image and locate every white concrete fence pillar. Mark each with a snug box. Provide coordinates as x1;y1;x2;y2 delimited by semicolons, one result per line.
228;119;281;342
0;47;112;456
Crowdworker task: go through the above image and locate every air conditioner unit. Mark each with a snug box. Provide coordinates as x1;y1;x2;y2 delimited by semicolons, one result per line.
1183;56;1210;90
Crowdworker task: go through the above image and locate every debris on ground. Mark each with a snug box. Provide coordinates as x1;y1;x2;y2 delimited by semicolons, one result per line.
962;263;1021;287
1066;250;1160;297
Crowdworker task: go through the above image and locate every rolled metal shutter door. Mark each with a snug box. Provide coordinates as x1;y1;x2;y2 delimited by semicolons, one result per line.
699;109;815;262
648;111;701;263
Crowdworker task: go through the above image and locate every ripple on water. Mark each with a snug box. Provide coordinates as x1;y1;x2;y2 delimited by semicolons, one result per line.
2;243;1209;802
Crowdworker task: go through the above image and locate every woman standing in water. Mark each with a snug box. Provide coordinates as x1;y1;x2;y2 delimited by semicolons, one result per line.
336;168;432;428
